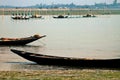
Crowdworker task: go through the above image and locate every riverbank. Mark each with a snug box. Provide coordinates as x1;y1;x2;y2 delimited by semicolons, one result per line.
0;8;120;15
0;69;120;80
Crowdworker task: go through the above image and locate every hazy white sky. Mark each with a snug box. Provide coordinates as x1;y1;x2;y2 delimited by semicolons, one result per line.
0;0;120;6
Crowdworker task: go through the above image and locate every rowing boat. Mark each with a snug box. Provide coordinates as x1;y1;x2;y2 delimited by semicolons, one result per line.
0;35;46;45
53;15;68;18
11;49;120;68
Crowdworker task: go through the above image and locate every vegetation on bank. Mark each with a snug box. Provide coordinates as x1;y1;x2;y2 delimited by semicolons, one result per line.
0;69;120;80
0;9;120;15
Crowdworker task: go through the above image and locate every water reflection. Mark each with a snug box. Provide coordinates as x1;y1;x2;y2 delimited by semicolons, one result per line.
0;45;46;71
0;44;45;52
4;62;68;70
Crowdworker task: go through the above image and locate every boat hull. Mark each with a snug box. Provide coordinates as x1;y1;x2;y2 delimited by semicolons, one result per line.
11;49;120;68
0;35;46;45
53;15;68;19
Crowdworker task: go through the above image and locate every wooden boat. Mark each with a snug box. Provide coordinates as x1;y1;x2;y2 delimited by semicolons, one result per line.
53;15;68;18
82;14;96;18
11;49;120;68
31;14;42;18
0;35;46;45
11;15;30;20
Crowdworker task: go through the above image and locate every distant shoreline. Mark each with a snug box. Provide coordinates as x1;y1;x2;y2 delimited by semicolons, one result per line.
0;8;120;15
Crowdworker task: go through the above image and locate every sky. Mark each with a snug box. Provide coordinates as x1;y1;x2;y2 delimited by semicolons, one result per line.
0;0;120;6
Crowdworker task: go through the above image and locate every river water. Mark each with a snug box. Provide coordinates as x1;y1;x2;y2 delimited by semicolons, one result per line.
0;15;120;70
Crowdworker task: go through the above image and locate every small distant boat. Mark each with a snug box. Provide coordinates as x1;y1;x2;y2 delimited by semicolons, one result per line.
11;14;30;20
82;14;96;18
31;14;42;18
0;34;46;45
11;49;120;68
53;15;68;19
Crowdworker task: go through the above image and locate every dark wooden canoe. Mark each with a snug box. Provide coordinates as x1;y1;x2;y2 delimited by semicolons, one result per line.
11;49;120;68
53;15;68;18
0;35;46;45
82;14;96;18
